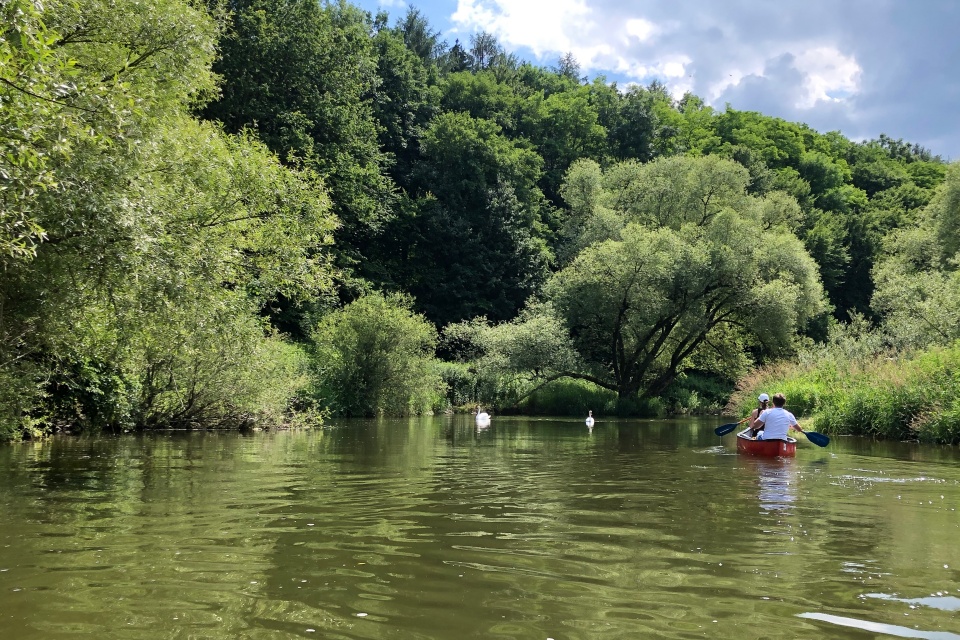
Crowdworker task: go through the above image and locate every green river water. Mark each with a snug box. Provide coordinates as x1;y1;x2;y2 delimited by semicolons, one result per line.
1;415;958;639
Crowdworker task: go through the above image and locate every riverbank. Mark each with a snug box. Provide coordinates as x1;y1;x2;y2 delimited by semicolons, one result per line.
729;342;960;445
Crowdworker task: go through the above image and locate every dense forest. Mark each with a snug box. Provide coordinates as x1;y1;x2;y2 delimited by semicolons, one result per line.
2;0;957;441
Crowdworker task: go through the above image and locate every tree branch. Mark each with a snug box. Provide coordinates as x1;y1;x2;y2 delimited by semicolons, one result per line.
0;77;97;113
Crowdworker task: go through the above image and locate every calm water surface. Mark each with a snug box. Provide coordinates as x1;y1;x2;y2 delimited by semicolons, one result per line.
1;416;958;639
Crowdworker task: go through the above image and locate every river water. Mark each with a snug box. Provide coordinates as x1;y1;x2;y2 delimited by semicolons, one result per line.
1;416;958;639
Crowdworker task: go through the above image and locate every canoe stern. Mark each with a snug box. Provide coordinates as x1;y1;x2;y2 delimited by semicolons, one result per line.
736;429;797;457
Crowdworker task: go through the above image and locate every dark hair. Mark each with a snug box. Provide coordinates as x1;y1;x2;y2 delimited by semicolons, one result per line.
772;393;786;407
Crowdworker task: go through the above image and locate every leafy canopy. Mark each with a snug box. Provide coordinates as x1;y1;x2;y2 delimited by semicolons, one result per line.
482;156;826;401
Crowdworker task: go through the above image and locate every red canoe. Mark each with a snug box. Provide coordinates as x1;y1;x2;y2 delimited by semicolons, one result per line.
736;429;797;457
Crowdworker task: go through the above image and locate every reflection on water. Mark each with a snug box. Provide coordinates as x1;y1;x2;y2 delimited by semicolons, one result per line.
798;612;960;639
865;592;960;611
741;457;798;512
0;417;958;639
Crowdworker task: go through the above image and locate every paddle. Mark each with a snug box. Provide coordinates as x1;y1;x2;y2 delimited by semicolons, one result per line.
714;419;748;437
800;430;830;447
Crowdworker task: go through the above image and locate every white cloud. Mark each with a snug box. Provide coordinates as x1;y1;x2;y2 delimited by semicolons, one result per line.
706;66;760;102
452;0;594;57
792;46;862;109
439;0;958;158
624;18;657;43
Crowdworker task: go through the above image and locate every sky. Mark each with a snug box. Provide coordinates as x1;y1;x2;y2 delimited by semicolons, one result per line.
355;0;960;160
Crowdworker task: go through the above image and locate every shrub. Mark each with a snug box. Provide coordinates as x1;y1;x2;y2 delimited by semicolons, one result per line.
309;292;444;417
662;374;730;414
516;378;617;416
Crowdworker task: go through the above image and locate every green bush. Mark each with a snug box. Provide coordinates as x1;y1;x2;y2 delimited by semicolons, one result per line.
662;374;731;414
515;378;618;416
0;362;44;441
310;292;444;417
436;361;479;409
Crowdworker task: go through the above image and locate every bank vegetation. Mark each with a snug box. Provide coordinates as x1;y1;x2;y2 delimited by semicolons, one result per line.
1;0;956;442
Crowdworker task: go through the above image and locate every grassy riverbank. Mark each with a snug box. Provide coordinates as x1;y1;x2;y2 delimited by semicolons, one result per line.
728;341;960;444
513;375;730;417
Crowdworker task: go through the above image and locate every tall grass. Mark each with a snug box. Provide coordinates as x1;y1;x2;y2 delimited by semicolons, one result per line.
662;374;730;415
729;342;960;444
513;374;728;417
515;379;619;416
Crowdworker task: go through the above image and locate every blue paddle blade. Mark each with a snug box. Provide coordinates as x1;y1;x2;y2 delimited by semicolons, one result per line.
714;422;740;437
805;431;830;447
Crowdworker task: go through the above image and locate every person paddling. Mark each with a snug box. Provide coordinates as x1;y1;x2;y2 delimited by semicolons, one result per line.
750;393;805;441
747;393;771;437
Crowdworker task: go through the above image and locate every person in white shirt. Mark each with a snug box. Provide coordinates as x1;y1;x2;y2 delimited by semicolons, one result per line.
750;393;806;441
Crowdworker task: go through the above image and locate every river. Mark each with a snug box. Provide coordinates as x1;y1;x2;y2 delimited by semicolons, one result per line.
1;416;958;639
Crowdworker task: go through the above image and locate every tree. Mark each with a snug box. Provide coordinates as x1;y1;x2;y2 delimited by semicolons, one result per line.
371;22;438;188
712;109;805;169
440;70;521;132
554;52;582;83
440;302;580;407
529;156;826;400
607;85;659;162
396;6;442;64
873;162;960;347
1;0;219;263
1;0;72;261
521;85;607;204
310;292;442;416
469;31;502;70
200;0;393;282
397;111;552;326
0;0;337;438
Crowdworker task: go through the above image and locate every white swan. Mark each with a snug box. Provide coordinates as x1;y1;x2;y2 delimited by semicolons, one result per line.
475;410;491;427
585;410;595;427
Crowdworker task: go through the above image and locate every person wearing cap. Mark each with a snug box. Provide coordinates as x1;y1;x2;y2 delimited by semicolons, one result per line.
747;393;771;437
750;393;806;440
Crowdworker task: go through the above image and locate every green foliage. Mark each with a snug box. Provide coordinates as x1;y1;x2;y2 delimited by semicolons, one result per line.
309;292;443;417
731;337;960;445
5;0;954;435
547;155;826;400
0;0;335;440
712;109;805;168
440;71;521;131
396;111;552;325
661;374;731;415
2;113;335;435
371;20;438;187
905;162;947;190
0;0;219;263
0;0;68;260
873;162;960;347
522;85;607;202
606;85;659;162
516;379;617;416
649;88;719;156
435;361;481;409
200;0;392;284
439;304;579;409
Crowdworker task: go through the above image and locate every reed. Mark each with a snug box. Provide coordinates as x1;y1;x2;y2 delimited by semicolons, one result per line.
730;342;960;444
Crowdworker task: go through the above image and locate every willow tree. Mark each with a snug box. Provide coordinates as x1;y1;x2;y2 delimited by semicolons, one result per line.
0;0;338;438
491;156;826;401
